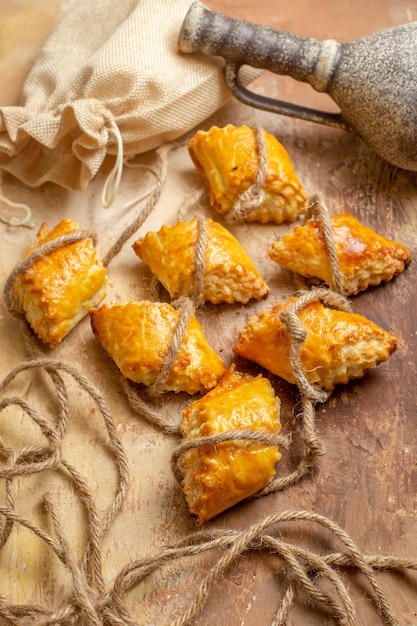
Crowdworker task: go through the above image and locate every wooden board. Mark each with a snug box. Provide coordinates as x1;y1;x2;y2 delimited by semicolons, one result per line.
1;1;417;624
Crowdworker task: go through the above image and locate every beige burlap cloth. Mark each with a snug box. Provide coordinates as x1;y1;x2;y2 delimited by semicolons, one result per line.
0;0;256;192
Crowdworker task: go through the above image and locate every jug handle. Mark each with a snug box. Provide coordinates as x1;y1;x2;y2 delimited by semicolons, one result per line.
225;63;352;133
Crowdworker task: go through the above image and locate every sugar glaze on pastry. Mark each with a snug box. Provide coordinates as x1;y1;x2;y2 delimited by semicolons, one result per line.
90;300;226;394
269;212;411;295
133;217;269;304
188;124;307;224
233;298;397;391
179;366;281;525
13;218;107;348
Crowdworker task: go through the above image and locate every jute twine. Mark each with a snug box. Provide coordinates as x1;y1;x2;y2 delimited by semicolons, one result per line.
1;405;417;626
3;229;98;320
299;191;345;294
225;123;268;224
2;139;417;624
0;169;34;228
0;346;130;626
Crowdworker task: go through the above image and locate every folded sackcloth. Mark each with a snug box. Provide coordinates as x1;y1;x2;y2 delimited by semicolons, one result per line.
0;0;257;192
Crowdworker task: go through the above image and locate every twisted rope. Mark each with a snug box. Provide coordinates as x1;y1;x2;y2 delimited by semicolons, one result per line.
226;124;268;223
279;286;352;403
3;230;96;320
2;503;412;625
0;352;130;626
303;192;345;294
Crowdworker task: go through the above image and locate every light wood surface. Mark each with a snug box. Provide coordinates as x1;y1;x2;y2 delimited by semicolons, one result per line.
1;1;417;624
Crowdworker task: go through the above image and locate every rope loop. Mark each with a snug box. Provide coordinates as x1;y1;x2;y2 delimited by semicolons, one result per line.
304;192;345;294
226;124;268;223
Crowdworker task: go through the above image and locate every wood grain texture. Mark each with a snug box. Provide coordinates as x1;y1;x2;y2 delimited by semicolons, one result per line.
1;0;417;624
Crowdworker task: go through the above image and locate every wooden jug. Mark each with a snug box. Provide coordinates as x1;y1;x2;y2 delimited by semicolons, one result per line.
179;1;417;171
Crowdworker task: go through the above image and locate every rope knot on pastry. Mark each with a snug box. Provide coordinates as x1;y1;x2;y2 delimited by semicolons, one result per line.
188;123;308;224
225;124;268;224
4;228;97;322
304;192;345;293
147;296;196;399
269;191;411;296
279;286;352;404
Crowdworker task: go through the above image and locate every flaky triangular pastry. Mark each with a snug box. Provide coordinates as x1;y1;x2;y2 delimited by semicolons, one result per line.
178;365;281;525
90;300;226;394
187;124;307;224
13;218;107;347
133;217;269;304
233;298;397;391
269;212;411;295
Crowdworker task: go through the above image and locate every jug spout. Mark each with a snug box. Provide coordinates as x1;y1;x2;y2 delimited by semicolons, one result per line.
179;1;417;171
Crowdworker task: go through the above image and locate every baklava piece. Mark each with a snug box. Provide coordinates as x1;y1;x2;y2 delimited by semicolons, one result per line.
133;217;269;304
13;218;107;348
188;124;307;223
233;298;397;391
269;212;411;295
179;366;281;525
90;300;226;394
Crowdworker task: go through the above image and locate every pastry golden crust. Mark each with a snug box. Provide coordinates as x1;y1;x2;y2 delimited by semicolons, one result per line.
179;366;281;525
187;124;307;224
233;298;397;391
133;217;269;304
13;218;107;348
269;212;411;295
89;300;227;394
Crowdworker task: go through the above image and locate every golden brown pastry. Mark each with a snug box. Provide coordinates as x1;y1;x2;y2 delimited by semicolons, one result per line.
233;298;397;391
90;300;227;394
269;212;411;295
188;124;307;224
179;365;281;525
133;217;269;304
13;218;107;348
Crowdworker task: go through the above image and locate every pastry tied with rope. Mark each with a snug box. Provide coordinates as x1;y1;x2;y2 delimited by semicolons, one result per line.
179;366;281;525
188;124;307;223
269;212;411;295
133;217;269;304
14;218;107;348
233;298;397;391
90;300;226;394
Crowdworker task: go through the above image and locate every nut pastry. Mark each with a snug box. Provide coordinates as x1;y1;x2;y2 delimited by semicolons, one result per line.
133;217;269;304
13;218;107;348
188;124;307;224
269;212;411;295
90;300;226;394
179;365;281;525
233;298;397;391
